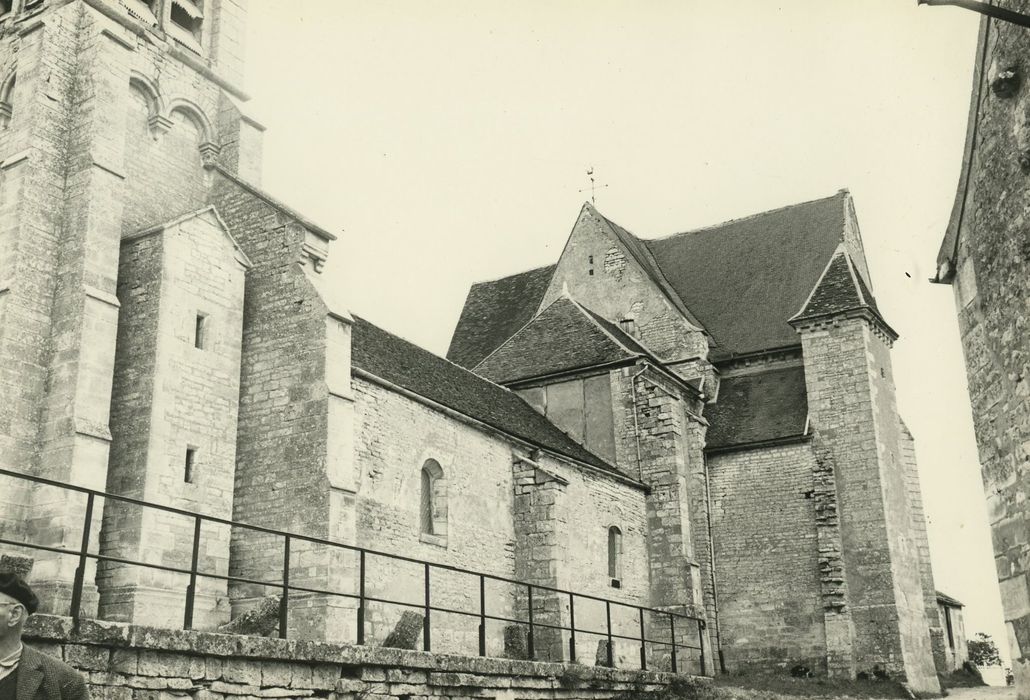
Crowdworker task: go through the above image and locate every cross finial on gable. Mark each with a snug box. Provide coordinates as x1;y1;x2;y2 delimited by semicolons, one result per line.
578;167;608;205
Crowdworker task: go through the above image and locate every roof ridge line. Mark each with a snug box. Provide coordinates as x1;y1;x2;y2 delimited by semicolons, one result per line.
470;294;570;372
842;248;870;308
646;190;848;242
597;212;709;336
353;312;521;396
564;296;648;359
788;243;849;323
469;262;556;288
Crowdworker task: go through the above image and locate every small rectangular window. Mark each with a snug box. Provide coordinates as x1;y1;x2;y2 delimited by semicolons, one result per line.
184;447;197;483
194;313;207;349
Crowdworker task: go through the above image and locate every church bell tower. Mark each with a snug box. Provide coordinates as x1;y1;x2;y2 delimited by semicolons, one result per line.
0;0;260;617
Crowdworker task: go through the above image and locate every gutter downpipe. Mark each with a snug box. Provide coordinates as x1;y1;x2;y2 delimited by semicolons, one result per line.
629;363;649;481
702;450;725;673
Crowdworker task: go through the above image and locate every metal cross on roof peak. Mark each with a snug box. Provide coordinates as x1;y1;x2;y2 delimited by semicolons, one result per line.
579;167;608;205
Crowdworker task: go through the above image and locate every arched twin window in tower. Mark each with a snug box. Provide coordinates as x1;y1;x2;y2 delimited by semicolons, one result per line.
419;459;448;546
608;526;623;588
121;0;205;53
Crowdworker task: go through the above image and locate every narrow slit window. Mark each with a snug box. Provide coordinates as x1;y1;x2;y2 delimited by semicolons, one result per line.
184;447;197;483
194;313;207;349
608;526;622;586
419;459;447;543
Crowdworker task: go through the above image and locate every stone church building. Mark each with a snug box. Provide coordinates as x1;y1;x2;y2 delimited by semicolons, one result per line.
0;0;944;693
932;6;1030;694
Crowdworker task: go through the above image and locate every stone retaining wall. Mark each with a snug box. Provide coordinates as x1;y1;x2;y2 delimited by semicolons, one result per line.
24;614;694;700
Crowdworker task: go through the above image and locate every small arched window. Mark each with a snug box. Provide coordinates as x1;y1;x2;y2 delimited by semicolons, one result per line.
419;459;447;545
608;526;622;587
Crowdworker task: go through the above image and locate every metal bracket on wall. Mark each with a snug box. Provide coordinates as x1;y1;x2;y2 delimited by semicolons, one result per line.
918;0;1030;29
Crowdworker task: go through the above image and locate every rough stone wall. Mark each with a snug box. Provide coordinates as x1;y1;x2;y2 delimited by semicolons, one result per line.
942;6;1030;692
609;366;712;675
808;436;856;678
351;376;519;656
0;3;133;615
352;376;649;666
122;88;208;236
799;317;938;693
99;228;162;622
0;0;253;616
209;173;353;643
898;421;948;677
100;211;247;629
24;614;693;700
708;442;826;673
539;204;708;363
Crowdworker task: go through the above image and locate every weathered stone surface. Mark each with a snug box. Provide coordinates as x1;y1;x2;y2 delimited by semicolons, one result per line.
503;625;528;660
381;611;424;650
217;596;281;638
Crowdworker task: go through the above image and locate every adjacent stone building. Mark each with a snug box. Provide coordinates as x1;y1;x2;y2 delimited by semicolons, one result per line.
450;198;944;691
932;4;1030;694
0;0;945;692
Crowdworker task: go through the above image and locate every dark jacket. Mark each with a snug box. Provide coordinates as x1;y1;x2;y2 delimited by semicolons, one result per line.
14;646;88;700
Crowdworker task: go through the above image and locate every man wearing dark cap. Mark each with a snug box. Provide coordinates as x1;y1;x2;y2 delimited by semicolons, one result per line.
0;574;88;700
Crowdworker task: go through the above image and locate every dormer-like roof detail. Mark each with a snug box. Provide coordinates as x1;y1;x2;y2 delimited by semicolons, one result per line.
789;244;896;339
474;294;657;385
449;191;873;366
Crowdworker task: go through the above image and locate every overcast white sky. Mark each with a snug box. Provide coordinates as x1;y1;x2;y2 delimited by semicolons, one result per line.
244;1;1003;660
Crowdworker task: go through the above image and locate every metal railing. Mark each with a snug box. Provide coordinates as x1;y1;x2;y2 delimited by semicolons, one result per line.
0;467;708;675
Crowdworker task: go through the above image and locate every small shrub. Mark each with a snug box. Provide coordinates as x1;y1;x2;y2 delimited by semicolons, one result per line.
968;633;1002;668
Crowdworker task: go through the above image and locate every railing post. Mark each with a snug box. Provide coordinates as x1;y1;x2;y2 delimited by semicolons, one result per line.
183;515;202;629
639;608;647;671
568;593;577;663
478;575;486;657
669;614;677;674
357;550;366;645
526;584;535;661
278;535;290;639
69;492;95;622
423;563;431;652
698;619;707;676
605;600;614;668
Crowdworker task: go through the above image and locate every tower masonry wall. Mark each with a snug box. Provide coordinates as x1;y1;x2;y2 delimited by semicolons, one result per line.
800;318;938;693
101;212;247;629
942;7;1030;692
708;441;826;674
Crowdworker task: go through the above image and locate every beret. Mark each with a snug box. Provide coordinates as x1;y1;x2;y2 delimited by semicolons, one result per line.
0;573;39;614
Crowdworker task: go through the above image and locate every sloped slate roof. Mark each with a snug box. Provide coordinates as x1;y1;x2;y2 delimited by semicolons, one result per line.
475;296;647;384
936;591;964;608
449;193;868;366
646;193;849;357
704;366;809;450
352;315;619;474
790;246;890;333
446;264;555;368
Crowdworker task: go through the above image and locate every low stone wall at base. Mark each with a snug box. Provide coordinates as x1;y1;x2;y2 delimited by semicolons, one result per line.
25;615;696;700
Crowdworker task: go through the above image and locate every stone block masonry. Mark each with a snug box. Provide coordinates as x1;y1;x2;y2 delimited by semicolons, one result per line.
935;4;1030;694
100;209;249;629
797;316;938;693
23;614;695;700
351;375;650;664
709;442;827;674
